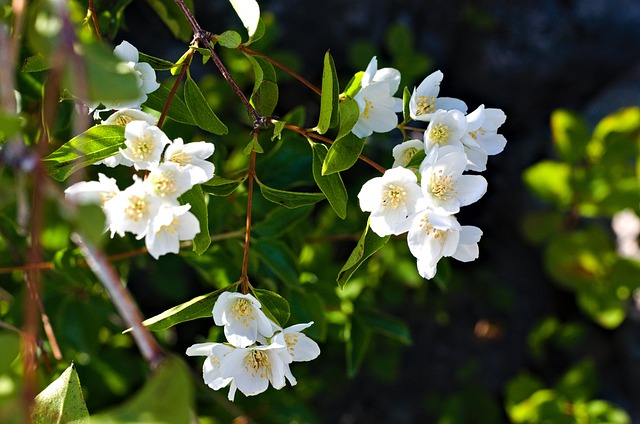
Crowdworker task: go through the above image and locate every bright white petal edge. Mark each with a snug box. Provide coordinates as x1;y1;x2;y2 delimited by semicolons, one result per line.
229;0;260;37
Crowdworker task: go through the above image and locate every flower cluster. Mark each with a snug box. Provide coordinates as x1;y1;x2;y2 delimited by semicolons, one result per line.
65;108;215;259
186;292;320;401
355;58;507;279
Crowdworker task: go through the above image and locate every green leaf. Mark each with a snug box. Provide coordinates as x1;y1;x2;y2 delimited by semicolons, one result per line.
245;54;278;116
314;51;339;134
22;54;50;72
179;185;210;255
402;86;411;122
253;239;300;286
342;71;363;99
243;137;264;154
271;120;286;141
346;315;372;378
405;148;426;169
258;181;326;208
289;289;327;342
337;220;390;287
144;84;195;125
253;205;313;238
551;109;591;164
137;288;227;331
42;125;125;181
555;359;596;402
252;288;290;327
311;143;348;218
322;132;365;175
201;175;246;196
184;76;228;135
138;52;176;70
360;310;412;345
0;332;20;374
91;356;193;424
0;111;22;142
215;30;242;49
32;364;89;424
522;160;573;208
335;98;361;141
144;0;194;41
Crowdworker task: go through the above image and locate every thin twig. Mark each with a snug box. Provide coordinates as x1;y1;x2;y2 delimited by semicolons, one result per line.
87;0;102;41
282;123;387;174
72;233;165;368
240;148;257;295
157;51;192;129
239;45;321;96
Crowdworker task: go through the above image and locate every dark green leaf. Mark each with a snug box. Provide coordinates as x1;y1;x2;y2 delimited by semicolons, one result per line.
337;220;390;287
179;185;210;255
91;356;193;424
144;84;195;125
258;181;326;208
245;55;278;116
323;132;365;175
289;289;327;342
253;239;300;286
42;125;125;181
144;0;194;41
253;205;313;238
138;52;176;70
0;332;20;374
22;54;50;72
253;288;290;327
361;310;412;345
405;149;426;168
402;86;411;122
314;51;339;134
215;30;242;48
137;288;228;331
335;99;360;141
346;315;372;378
184;76;228;135
243;137;264;154
312;143;348;218
32;364;89;424
201;175;246;196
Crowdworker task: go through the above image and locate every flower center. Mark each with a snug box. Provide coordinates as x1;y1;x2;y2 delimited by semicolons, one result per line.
429;123;450;144
159;217;179;235
401;147;419;166
284;333;299;356
419;215;446;239
430;170;456;200
362;99;374;119
131;135;154;160
149;171;176;197
245;350;272;378
169;150;192;166
124;195;147;221
231;299;255;327
416;96;436;116
381;184;407;209
114;115;136;126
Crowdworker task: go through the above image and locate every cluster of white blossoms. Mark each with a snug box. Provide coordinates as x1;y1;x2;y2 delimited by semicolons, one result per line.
186;292;320;401
355;57;507;279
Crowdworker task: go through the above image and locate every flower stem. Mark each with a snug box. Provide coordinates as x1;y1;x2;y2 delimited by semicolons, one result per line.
87;0;102;41
240;147;257;295
157;50;192;129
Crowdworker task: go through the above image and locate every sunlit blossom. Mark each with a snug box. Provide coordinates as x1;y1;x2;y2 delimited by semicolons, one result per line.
409;70;467;122
213;292;274;348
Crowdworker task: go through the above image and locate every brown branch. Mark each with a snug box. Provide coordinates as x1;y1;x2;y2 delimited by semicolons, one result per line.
157;51;192;129
87;0;102;41
239;45;321;96
240;147;257;295
282;123;387;174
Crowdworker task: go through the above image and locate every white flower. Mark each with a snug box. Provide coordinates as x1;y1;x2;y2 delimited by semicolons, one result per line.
272;322;321;362
419;148;487;215
102;178;165;238
462;105;507;171
392;139;424;168
219;342;294;401
361;56;402;112
407;211;482;279
145;204;200;259
212;292;274;348
64;173;120;205
163;138;215;185
186;342;234;391
144;162;193;200
423;109;467;152
358;166;423;236
119;120;170;171
352;82;398;138
409;70;467;122
103;109;158;127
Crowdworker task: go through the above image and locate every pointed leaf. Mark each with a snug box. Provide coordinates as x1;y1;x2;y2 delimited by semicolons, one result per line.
144;84;195;125
337;220;390;287
32;364;89;424
179;185;210;255
258;181;326;208
405;149;426;168
314;51;339;134
201;175;246;196
311;143;347;218
342;71;363;99
184;76;228;135
136;288;227;331
91;356;193;424
323;132;365;175
42;125;125;181
335;98;361;141
229;0;260;37
245;55;278;116
252;288;290;327
402;86;411;122
138;52;176;71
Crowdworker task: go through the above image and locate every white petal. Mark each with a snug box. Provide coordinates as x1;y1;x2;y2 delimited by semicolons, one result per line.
135;62;160;94
434;97;468;114
456;175;488;207
113;40;138;63
229;0;260;37
361;56;377;87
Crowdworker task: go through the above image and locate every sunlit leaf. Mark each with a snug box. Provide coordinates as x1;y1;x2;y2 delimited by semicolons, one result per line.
322;132;365;175
144;84;195;125
215;30;242;49
522;160;573;209
184;76;228;135
42;125;124;181
245;54;278;116
314;51;339;134
253;288;290;327
179;185;210;255
311;143;347;219
551;109;590;164
335;98;360;141
32;364;89;424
